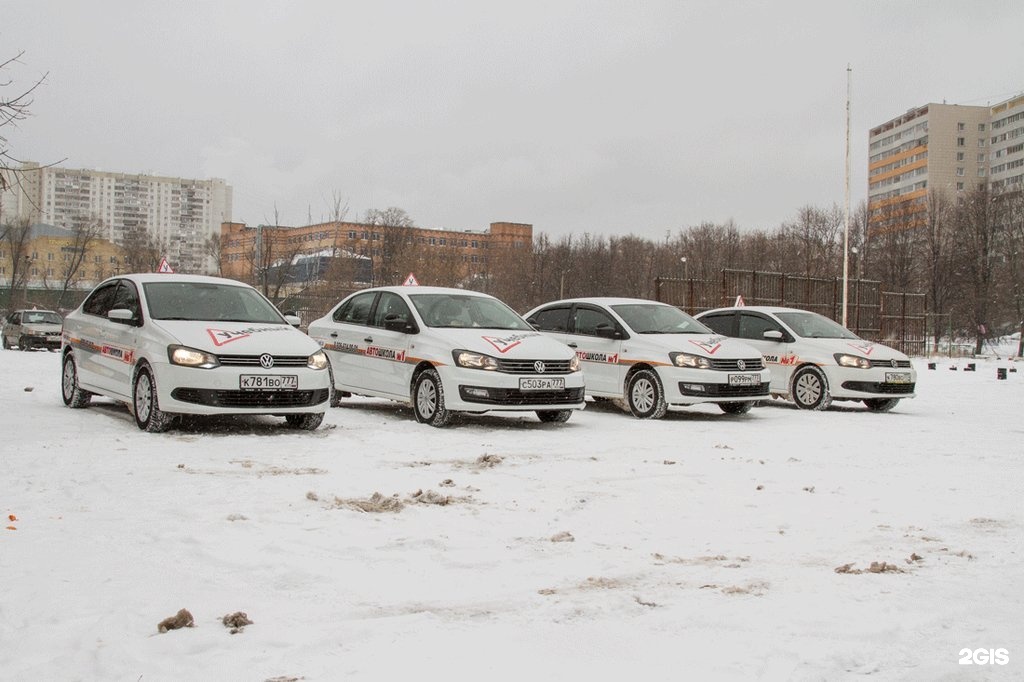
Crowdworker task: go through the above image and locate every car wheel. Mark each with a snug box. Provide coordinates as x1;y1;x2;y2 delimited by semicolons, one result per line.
626;368;668;419
285;412;325;430
18;336;31;351
1;335;10;350
61;353;92;408
719;401;753;415
864;398;900;412
133;365;174;432
412;368;453;427
536;409;572;423
792;366;832;411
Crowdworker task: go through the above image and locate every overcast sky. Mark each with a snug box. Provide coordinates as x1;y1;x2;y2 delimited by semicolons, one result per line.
3;1;1022;238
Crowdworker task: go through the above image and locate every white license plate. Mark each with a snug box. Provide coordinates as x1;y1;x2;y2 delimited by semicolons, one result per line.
520;377;565;391
728;373;760;386
240;374;298;391
885;372;912;384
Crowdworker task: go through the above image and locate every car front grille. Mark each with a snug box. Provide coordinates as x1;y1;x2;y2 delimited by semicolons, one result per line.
678;382;770;398
495;358;575;374
217;354;310;367
708;357;765;371
459;386;585;406
171;388;330;408
868;359;912;368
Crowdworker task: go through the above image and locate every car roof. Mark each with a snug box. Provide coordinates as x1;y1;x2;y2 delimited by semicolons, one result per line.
697;306;812;316
532;297;674;308
361;286;496;298
13;308;60;314
107;273;255;287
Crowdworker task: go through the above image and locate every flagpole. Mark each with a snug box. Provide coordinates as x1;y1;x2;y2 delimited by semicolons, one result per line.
842;65;852;327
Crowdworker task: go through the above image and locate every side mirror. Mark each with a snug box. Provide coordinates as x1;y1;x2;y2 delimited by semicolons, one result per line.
284;314;301;328
107;308;136;324
763;330;784;341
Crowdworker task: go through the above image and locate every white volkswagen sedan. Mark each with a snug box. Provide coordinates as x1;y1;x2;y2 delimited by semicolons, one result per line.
695;306;916;411
307;286;585;427
61;274;331;432
524;298;770;418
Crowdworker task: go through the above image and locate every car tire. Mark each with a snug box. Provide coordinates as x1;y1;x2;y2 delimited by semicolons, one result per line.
412;368;453;427
133;365;174;432
536;409;572;423
285;412;325;430
792;366;832;411
626;368;668;419
61;352;92;408
719;401;753;415
1;335;10;349
18;336;30;351
864;398;900;412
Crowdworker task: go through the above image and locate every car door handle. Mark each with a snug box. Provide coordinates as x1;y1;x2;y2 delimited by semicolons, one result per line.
364;337;373;343
567;343;578;348
329;332;338;338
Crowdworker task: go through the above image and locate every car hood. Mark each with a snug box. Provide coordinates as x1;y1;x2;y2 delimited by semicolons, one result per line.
151;320;321;356
639;333;762;359
434;328;575;359
798;337;909;361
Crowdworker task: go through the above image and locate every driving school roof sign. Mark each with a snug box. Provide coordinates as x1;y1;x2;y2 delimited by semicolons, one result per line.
157;257;174;274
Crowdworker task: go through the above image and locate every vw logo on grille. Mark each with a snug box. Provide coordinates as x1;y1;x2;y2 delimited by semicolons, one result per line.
890;359;898;368
736;359;746;371
259;353;275;369
534;361;546;374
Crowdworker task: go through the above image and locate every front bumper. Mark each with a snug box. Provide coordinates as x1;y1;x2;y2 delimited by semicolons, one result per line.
438;365;586;412
154;362;331;415
660;366;771;405
828;366;917;399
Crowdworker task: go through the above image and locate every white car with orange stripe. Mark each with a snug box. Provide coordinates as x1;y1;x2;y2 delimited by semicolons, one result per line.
524;298;770;418
695;305;917;411
307;286;585;427
60;274;331;432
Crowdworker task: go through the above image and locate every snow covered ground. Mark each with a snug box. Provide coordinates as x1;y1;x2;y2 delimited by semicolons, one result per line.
1;349;1021;681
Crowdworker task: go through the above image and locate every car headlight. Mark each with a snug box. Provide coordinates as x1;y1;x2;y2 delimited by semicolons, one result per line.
453;349;499;370
669;352;712;369
834;353;871;369
307;350;329;370
168;345;220;369
569;354;581;372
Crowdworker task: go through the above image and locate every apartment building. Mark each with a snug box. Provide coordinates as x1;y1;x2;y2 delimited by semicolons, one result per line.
867;93;1024;234
1;162;232;274
220;219;533;288
989;94;1024;194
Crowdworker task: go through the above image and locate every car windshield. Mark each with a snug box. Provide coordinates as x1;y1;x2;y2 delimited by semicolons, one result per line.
776;311;860;339
611;304;711;334
410;293;532;330
143;282;285;323
23;311;62;324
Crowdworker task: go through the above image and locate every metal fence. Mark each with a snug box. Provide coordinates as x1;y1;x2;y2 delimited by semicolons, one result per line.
655;269;927;356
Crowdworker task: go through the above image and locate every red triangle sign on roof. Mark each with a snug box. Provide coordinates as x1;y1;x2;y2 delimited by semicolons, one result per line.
402;272;419;286
734;295;745;307
157;257;174;274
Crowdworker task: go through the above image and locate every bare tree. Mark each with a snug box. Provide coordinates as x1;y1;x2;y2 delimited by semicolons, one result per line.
2;217;33;307
364;207;416;286
120;227;165;274
956;188;1003;354
55;214;104;308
